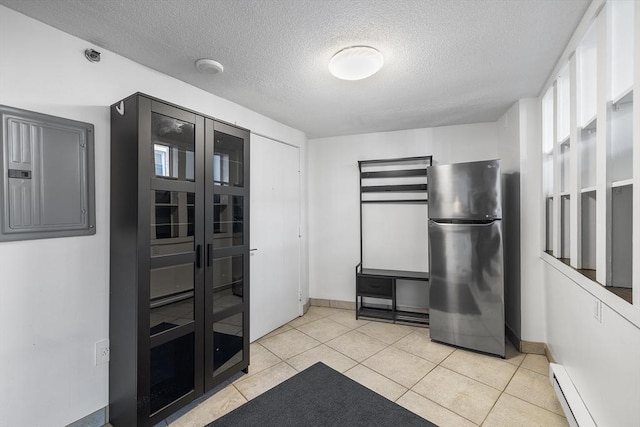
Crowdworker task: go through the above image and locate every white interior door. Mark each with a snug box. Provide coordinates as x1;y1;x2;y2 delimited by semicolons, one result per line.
250;134;301;342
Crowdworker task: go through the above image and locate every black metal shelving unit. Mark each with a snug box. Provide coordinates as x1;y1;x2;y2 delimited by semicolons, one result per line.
355;156;432;325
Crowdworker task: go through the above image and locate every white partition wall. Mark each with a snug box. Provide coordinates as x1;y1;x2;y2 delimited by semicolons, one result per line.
538;2;640;425
541;0;638;306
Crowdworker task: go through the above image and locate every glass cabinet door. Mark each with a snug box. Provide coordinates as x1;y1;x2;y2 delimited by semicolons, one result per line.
213;194;244;248
205;120;250;390
212;255;245;377
213;129;244;187
152;112;195;182
213;313;244;376
148;205;198;415
149;190;196;335
146;102;204;420
149;332;195;414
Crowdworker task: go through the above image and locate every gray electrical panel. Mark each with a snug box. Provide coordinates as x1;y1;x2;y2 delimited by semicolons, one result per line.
0;105;95;241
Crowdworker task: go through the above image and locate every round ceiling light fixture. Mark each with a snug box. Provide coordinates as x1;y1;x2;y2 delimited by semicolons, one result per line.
195;58;224;74
328;46;384;81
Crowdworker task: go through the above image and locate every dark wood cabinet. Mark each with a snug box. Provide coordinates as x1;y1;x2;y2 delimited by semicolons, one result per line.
109;94;249;426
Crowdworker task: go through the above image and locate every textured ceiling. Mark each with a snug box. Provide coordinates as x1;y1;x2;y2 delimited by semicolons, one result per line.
0;0;590;138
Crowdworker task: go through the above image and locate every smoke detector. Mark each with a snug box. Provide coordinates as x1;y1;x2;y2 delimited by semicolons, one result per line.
195;58;224;74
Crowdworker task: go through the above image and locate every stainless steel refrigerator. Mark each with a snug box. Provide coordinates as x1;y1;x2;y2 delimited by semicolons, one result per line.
427;159;505;357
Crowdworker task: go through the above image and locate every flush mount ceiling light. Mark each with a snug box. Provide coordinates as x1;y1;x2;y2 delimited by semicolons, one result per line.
328;46;384;81
195;58;224;74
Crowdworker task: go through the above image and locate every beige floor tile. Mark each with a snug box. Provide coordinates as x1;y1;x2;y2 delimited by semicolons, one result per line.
256;324;292;342
504;340;526;366
258;329;321;359
483;393;568;427
393;330;455;364
287;311;325;327
286;344;358;373
168;384;246;426
170;320;566;427
440;349;517;391
396;391;478;427
306;305;343;318
406;325;431;335
295;317;352;342
520;353;550;376
327;309;370;329
362;346;436;388
505;367;564;415
241;342;281;379
411;366;500;425
356;321;415;344
325;330;387;362
233;362;297;401
344;364;407;402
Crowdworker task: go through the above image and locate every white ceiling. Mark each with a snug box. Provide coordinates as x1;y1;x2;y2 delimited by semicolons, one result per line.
0;0;590;138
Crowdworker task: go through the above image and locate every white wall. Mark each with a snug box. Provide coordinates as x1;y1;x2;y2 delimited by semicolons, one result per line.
495;98;547;345
515;92;640;425
530;0;640;423
0;6;307;427
517;98;546;343
308;124;499;302
497;101;522;340
542;261;640;426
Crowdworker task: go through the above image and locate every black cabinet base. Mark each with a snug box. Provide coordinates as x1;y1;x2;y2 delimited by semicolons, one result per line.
355;264;430;326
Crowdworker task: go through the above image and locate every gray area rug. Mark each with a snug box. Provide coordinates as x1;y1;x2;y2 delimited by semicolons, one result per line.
209;362;437;426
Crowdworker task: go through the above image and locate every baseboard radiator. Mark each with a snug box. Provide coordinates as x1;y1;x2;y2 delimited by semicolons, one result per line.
549;363;595;427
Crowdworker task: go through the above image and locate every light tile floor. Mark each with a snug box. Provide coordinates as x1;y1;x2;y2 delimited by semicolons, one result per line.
163;307;568;427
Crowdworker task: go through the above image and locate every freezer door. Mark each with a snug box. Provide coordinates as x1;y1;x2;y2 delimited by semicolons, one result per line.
428;220;505;357
427;159;501;220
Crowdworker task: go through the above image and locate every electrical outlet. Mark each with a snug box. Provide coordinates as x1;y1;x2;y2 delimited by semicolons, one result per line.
95;339;110;365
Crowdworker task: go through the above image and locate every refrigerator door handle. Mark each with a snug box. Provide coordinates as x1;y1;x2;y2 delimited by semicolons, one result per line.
429;220;498;227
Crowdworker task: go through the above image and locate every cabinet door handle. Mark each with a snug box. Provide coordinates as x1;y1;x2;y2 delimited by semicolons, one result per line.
195;244;202;269
207;243;213;267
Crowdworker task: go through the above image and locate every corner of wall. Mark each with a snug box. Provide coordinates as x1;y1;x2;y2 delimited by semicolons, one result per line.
517;97;547;344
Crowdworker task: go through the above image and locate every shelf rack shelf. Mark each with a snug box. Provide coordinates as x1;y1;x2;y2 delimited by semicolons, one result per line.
355;156;432;325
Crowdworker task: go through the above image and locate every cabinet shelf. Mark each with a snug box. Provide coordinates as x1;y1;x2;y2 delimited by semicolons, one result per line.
355;266;429;325
361;184;427;193
357;306;430;324
213;279;243;291
362;199;427;204
581;114;597;131
612;179;633;188
559;135;570;147
361;169;427;179
359;156;431;204
359;267;429;281
612;86;633;108
357;300;430;325
150;290;194;309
